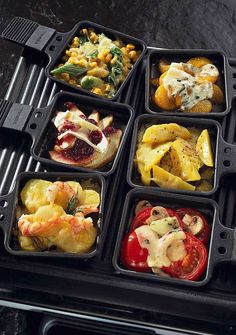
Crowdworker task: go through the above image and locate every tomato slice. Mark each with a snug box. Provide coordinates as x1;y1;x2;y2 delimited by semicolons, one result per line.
176;208;210;244
162;232;208;280
130;207;152;231
121;231;150;272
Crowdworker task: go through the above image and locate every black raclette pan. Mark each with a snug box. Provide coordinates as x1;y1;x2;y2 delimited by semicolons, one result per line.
113;188;236;287
0;92;134;176
127;114;236;196
146;49;236;117
1;17;147;101
0;171;105;258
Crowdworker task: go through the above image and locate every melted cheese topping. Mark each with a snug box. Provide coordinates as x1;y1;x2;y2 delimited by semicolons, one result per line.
135;225;186;268
53;110;108;153
163;62;213;110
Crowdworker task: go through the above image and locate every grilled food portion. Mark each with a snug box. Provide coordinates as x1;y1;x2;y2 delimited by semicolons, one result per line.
18;179;101;253
49;102;122;169
51;29;141;98
151;57;224;113
134;123;214;191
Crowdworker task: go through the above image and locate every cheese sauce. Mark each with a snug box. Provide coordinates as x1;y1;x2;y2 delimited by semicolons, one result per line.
135;225;186;268
163;62;214;110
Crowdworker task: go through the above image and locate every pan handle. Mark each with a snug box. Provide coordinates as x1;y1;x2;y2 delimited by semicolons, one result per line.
210;218;236;265
0;98;50;140
0;192;15;236
1;16;70;59
218;137;236;176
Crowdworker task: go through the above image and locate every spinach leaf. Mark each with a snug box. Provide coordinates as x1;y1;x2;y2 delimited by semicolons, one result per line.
88;50;98;58
51;64;88;77
111;46;122;59
79;34;89;45
108;61;123;87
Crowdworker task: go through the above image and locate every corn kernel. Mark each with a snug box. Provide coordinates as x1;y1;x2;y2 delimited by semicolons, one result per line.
69;79;76;85
81;28;88;35
91;88;103;95
90;32;98;43
105;84;111;92
121;47;127;55
110;55;118;65
71;51;78;57
78;59;88;67
105;53;112;63
89;61;98;68
71;41;79;48
61;73;70;81
129;50;137;59
73;36;79;42
126;43;135;50
66;50;72;56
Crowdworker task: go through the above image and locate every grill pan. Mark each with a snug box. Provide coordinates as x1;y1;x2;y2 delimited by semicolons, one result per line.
113;188;236;287
0;92;134;176
1;17;147;101
0;171;105;258
146;49;236;117
127;113;236;196
1;38;236;328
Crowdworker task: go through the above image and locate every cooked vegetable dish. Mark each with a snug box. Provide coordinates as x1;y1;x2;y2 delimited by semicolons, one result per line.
17;179;100;253
49;102;122;169
151;57;224;113
51;28;141;98
121;201;209;281
135;123;214;191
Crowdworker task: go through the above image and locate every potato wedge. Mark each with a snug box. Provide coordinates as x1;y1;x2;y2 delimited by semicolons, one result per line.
170;139;201;182
142;123;191;144
152;165;195;191
143;142;172;171
196;129;214;167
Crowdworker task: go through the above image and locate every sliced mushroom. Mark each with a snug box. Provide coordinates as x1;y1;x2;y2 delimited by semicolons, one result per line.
146;206;169;224
135;200;152;215
183;214;203;236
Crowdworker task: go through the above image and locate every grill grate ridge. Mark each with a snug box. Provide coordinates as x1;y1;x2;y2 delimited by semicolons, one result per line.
0;99;12;126
2;17;38;45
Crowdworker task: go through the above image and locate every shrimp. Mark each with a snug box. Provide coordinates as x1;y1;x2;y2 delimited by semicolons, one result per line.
46;181;76;209
75;205;99;216
70;212;93;238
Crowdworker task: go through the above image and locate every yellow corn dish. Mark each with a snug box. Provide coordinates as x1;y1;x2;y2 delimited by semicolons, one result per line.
51;29;141;98
134;124;214;192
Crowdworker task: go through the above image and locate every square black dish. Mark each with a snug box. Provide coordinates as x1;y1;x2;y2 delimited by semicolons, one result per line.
0;171;105;258
127;113;236;196
2;17;147;101
146;49;235;117
0;92;134;176
113;188;236;287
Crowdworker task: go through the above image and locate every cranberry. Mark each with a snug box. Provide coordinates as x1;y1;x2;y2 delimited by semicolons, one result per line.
62;139;94;161
61;120;78;132
87;118;97;125
103;126;117;137
88;130;102;145
65;102;77;110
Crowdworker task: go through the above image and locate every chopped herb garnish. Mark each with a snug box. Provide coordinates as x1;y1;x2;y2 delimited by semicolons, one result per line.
66;195;79;215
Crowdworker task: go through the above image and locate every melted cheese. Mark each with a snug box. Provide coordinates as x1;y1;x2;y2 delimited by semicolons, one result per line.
135;226;186;268
97;34;115;53
163;63;213;110
58;130;108;153
53;111;108;153
199;64;219;77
